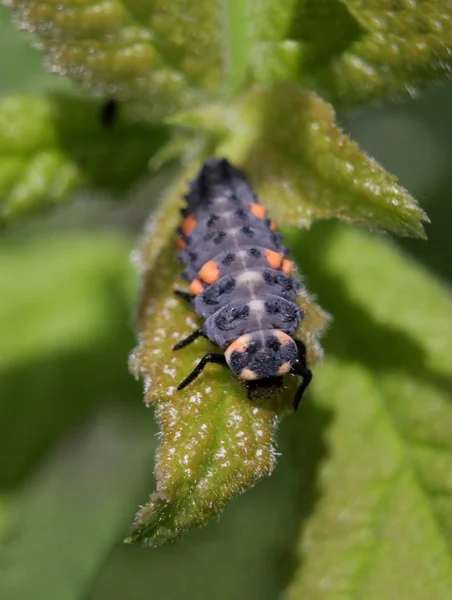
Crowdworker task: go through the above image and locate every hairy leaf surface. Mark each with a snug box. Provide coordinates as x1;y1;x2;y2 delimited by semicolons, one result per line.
215;85;428;238
3;0;225;118
283;224;452;599
127;172;330;546
318;0;452;106
7;1;452;114
248;0;452;106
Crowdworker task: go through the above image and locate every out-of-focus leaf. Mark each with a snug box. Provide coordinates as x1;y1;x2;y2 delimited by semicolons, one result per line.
126;171;330;546
316;0;452;106
213;84;428;238
0;229;136;488
0;408;157;600
0;94;168;224
283;224;452;599
248;0;362;87
249;0;452;106
2;0;226;119
4;0;452;115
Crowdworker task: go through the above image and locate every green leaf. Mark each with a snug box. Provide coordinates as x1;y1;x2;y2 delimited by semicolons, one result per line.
0;94;168;224
247;0;362;87
0;227;163;600
213;84;428;238
248;0;452;106
3;0;225;118
0;228;136;487
0;4;71;94
282;223;452;599
5;0;452;115
315;0;452;106
0;407;157;600
126;169;330;546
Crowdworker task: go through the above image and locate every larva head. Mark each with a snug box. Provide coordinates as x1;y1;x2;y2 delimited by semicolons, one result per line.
225;330;298;381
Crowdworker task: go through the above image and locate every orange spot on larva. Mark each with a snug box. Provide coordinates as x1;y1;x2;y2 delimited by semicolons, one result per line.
239;368;259;381
265;249;283;270
270;220;277;231
189;279;204;295
249;202;267;219
199;260;220;284
274;330;292;346
277;361;292;375
181;213;197;236
225;336;250;356
282;259;294;274
225;334;253;367
176;236;186;249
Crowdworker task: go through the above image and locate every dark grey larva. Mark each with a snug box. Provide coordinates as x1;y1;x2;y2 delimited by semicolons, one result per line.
173;158;312;409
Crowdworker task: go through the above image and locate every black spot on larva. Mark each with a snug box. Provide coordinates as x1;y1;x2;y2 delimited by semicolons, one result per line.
264;298;281;314
248;339;262;354
281;303;302;323
248;247;261;258
214;314;228;331
287;278;299;292
232;305;250;319
188;251;198;262
213;231;226;244
241;225;254;237
271;232;283;245
266;336;281;351
235;208;247;219
221;253;235;266
230;350;247;372
263;269;296;292
202;289;220;306
219;277;236;294
214;304;250;330
262;270;277;285
202;278;235;306
207;214;219;227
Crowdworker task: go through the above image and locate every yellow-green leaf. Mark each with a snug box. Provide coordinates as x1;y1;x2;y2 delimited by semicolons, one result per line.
214;84;428;238
3;0;225;118
248;0;452;107
317;0;452;106
4;0;452;114
126;170;330;546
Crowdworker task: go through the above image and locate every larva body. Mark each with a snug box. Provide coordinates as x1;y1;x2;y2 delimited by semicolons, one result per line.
174;158;311;409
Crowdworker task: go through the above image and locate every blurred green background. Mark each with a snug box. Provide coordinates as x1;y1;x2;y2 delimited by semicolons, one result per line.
1;6;451;600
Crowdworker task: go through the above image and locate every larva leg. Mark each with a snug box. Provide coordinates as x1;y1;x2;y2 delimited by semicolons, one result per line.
173;327;204;350
177;353;228;390
174;289;194;302
291;340;312;410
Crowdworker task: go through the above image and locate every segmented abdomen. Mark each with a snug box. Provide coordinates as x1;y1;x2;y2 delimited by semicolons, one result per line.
178;158;303;351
